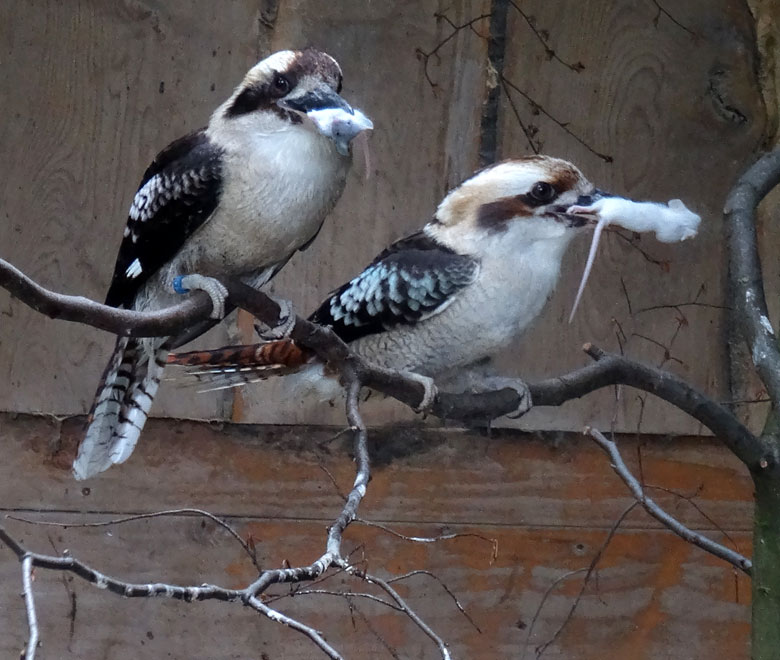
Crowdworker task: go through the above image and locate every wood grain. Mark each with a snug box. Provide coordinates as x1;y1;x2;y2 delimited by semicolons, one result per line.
0;0;261;419
0;412;752;659
2;411;753;532
495;0;766;434
0;1;770;437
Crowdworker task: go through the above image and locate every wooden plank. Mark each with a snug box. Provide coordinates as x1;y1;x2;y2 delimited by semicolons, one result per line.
1;413;753;532
0;0;262;419
0;1;769;439
492;0;766;434
0;513;750;659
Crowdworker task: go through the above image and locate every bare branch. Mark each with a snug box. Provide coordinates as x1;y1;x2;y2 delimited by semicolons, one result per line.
530;343;771;473
387;570;482;634
0;257;210;337
357;570;452;660
588;427;752;575
246;595;342;659
21;555;38;660
415;12;492;88
356;518;498;563
507;1;585;72
519;568;588;660
649;0;697;37
724;149;780;407
500;76;613;162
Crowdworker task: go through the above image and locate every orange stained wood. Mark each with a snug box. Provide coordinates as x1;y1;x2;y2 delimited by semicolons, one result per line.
1;412;754;658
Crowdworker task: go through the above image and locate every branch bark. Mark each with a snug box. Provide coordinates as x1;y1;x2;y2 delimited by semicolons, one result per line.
531;344;771;473
724;149;780;407
723;148;780;659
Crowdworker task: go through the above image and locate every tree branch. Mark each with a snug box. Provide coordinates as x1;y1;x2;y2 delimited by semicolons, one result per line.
530;344;772;473
0;257;211;337
21;555;38;660
0;257;770;465
588;427;752;575
724;149;780;408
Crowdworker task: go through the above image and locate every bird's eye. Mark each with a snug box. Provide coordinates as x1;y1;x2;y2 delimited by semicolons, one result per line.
273;74;291;95
529;181;556;204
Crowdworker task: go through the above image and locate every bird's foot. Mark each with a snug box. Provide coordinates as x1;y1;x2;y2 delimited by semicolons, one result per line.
401;371;438;414
172;274;229;320
253;297;296;341
477;376;532;418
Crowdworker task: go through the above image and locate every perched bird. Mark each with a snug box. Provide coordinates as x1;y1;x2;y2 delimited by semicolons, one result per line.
73;48;372;480
170;156;607;412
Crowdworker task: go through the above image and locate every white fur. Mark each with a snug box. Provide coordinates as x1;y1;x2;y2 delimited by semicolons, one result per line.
572;197;700;242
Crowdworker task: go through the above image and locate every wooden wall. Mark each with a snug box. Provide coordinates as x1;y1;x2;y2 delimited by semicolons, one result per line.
0;413;753;659
0;1;774;658
0;0;768;432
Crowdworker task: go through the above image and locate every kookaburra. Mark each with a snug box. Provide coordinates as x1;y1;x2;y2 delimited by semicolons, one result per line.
170;156;609;410
73;48;372;480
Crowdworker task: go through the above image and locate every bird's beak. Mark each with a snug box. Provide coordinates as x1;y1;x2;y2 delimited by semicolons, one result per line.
554;189;612;227
278;85;374;156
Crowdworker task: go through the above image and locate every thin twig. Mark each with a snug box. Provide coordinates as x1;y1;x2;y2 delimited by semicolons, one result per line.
587;427;752;575
356;518;498;563
532;503;639;658
415;12;492;87
388;570;482;633
290;589;403;612
519;568;588;660
357;570;452;660
507;1;585;72
500;76;613;162
649;0;697;37
7;508;261;572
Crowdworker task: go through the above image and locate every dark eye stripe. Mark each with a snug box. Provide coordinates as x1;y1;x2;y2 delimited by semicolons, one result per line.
476;195;533;231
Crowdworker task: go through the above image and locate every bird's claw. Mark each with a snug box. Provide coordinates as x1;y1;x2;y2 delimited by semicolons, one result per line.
402;372;438;414
253;298;296;341
173;274;229;320
494;378;532;418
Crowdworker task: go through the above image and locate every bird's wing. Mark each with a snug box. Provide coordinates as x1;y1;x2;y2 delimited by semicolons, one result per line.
104;128;224;307
310;230;479;343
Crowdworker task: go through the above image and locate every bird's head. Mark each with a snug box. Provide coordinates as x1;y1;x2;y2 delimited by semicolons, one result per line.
215;48;372;155
428;156;603;256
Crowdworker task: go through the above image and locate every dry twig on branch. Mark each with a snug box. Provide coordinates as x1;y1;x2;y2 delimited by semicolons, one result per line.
587;427;752;575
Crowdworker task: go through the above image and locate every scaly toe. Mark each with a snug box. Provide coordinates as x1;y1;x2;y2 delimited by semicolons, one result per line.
173;274;229;319
254;298;296;341
403;372;437;414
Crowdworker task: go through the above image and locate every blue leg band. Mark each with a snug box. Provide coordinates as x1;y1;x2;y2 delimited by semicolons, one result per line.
172;276;190;295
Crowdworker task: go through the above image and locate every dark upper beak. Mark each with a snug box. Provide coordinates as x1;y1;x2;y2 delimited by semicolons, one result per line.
554;189;612;228
574;188;613;207
278;85;353;115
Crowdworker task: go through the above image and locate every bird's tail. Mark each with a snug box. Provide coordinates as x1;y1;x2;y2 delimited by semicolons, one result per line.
166;339;312;391
73;336;168;480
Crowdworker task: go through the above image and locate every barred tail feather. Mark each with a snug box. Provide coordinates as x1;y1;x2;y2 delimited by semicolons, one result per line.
167;340;312;391
73;338;167;480
109;342;168;465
